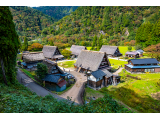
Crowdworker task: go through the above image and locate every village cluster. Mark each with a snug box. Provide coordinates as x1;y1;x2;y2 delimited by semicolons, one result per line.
18;45;160;92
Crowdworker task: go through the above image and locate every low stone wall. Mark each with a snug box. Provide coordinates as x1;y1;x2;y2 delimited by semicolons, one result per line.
80;81;87;105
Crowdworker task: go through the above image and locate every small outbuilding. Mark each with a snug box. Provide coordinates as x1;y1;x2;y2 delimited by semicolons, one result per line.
42;74;67;92
125;51;139;58
136;49;144;57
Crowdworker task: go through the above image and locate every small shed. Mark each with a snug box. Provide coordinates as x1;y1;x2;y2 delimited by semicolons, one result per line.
125;51;139;58
42;74;67;92
136;49;144;57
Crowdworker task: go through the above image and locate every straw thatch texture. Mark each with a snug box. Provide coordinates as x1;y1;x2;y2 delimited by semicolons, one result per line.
22;52;45;62
100;45;121;55
43;59;64;74
42;45;57;58
74;50;106;71
70;45;87;56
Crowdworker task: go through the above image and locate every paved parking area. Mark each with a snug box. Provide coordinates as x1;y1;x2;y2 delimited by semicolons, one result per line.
60;71;87;104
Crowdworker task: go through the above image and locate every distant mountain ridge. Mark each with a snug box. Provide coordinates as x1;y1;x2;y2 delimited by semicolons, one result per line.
32;6;79;20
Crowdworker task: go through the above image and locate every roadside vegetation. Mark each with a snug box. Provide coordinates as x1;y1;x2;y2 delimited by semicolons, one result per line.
0;80;132;113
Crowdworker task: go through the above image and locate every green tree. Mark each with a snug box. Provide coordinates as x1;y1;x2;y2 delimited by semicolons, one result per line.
61;49;71;59
97;34;103;50
128;46;132;51
91;35;97;50
36;63;48;80
0;7;20;85
49;40;54;46
23;36;28;51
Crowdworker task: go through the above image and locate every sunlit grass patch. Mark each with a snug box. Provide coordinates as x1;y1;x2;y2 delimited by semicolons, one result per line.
58;60;76;68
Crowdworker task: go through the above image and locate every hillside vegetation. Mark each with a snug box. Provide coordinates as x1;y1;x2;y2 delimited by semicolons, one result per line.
10;6;56;41
40;6;160;47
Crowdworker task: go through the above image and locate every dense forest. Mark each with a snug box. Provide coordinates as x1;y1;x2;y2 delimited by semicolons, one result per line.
10;6;56;41
40;6;160;48
32;6;78;20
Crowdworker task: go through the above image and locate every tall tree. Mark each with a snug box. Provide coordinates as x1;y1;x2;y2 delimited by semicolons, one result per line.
0;7;20;85
23;36;28;51
91;35;97;50
98;34;103;50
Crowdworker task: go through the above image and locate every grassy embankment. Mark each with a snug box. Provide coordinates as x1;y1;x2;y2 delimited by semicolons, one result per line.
85;69;160;113
0;79;132;113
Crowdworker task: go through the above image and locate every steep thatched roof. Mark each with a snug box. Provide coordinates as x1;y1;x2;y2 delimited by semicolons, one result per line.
42;59;64;74
42;45;64;59
74;50;108;71
22;52;45;62
70;45;87;55
100;45;120;55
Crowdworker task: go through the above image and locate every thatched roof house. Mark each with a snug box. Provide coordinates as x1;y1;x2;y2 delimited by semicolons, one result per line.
75;50;120;90
22;52;45;63
42;45;64;60
100;45;122;57
74;50;111;72
70;45;87;56
42;59;64;74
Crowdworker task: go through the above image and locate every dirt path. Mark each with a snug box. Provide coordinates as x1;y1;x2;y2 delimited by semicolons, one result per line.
16;68;77;104
60;71;87;104
113;67;124;75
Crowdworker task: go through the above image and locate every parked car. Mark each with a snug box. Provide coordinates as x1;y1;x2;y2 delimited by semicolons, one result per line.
67;74;74;79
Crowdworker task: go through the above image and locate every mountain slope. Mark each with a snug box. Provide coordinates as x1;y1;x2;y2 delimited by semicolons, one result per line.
10;6;56;41
40;6;160;47
32;6;78;20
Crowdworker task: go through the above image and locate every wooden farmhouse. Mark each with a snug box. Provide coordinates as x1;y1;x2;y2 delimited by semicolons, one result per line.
42;45;64;60
125;58;160;73
136;49;144;57
70;45;87;58
74;50;120;90
100;45;122;57
125;51;139;58
42;59;67;92
21;52;45;69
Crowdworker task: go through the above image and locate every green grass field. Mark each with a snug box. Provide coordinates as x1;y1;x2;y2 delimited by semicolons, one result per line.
118;46;135;56
109;59;128;69
57;60;76;68
98;69;160;113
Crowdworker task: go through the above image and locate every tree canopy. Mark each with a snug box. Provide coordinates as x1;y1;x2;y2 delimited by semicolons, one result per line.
0;6;20;84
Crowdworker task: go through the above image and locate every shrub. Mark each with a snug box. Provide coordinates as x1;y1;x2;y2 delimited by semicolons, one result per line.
61;49;71;59
28;43;43;51
35;63;48;80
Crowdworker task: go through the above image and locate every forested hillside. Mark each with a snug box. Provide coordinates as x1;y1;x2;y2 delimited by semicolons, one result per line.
32;6;78;20
10;6;56;41
41;6;160;48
